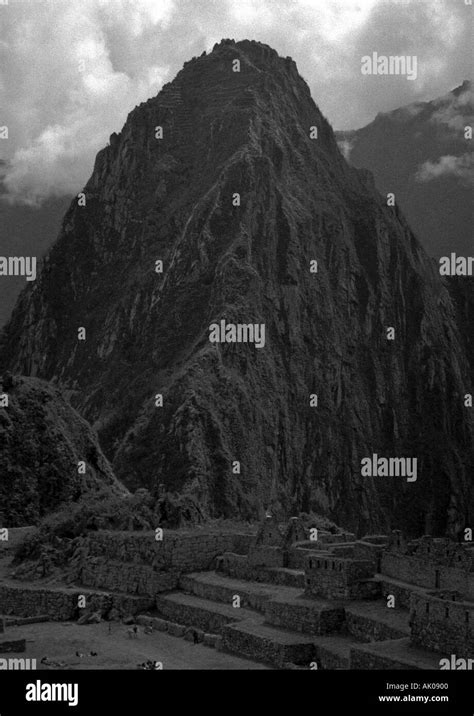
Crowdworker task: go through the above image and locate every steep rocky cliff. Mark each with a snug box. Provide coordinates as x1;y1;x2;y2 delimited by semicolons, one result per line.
0;160;71;328
0;374;127;526
447;278;474;375
1;40;473;536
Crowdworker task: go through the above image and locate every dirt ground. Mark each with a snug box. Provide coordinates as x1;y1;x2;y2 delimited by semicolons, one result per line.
0;542;268;670
3;620;269;670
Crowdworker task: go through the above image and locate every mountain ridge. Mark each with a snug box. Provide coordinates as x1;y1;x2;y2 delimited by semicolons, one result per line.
335;80;473;258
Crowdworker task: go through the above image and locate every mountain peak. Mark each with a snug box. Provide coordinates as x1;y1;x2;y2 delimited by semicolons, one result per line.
454;79;471;94
88;37;339;215
1;42;472;537
209;38;296;70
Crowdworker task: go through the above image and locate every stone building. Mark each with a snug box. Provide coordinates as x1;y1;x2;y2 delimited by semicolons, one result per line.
304;554;377;600
247;515;285;568
382;531;474;599
410;591;473;659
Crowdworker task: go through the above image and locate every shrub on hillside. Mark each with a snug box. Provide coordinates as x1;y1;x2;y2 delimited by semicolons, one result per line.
14;487;204;565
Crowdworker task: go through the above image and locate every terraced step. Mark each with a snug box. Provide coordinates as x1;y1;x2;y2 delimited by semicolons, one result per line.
217;559;305;589
0;581;153;621
179;572;302;612
265;568;305;589
343;601;411;642
312;634;354;670
79;556;178;596
155;592;257;634
373;574;425;610
265;594;345;636
350;637;443;670
221;617;316;668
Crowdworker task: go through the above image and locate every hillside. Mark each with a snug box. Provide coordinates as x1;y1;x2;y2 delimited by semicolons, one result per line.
0;373;127;526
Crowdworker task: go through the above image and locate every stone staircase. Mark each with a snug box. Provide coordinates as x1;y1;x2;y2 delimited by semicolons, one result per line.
343;600;411;642
137;568;419;669
154;592;256;634
221;618;317;668
350;637;442;670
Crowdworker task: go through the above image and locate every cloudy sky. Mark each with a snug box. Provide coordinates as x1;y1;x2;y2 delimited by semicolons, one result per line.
0;0;471;205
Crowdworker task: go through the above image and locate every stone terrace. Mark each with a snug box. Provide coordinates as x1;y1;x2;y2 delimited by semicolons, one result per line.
1;520;472;670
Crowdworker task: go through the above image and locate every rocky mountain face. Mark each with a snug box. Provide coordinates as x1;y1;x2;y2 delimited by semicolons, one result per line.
336;81;473;259
447;278;474;376
0;374;127;526
0;161;71;328
1;40;473;537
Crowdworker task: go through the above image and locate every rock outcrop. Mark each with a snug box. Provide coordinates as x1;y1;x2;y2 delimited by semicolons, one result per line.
1;40;473;535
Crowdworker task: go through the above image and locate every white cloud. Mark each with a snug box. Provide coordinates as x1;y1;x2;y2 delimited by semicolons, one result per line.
229;0;274;27
337;137;354;161
0;0;470;204
0;0;171;204
415;153;474;185
429;83;473;132
296;0;378;40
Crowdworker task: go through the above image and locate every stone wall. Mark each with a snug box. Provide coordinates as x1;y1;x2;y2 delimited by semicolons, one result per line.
350;642;426;670
287;547;332;570
382;553;474;599
155;595;239;635
0;584;152;620
67;529;254;596
344;610;408;643
388;533;473;570
248;546;284;568
305;557;374;599
410;593;474;658
221;623;316;667
79;558;179;597
216;553;304;588
378;578;416;610
353;541;385;570
264;597;345;636
330;544;357;558
77;530;253;572
0;585;77;620
179;575;270;612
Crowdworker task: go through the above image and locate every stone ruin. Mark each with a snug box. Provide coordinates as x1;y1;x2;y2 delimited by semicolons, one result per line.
383;530;474;598
214;518;473;667
0;518;472;670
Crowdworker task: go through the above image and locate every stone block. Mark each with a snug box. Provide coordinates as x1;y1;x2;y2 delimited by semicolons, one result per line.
167;622;185;637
